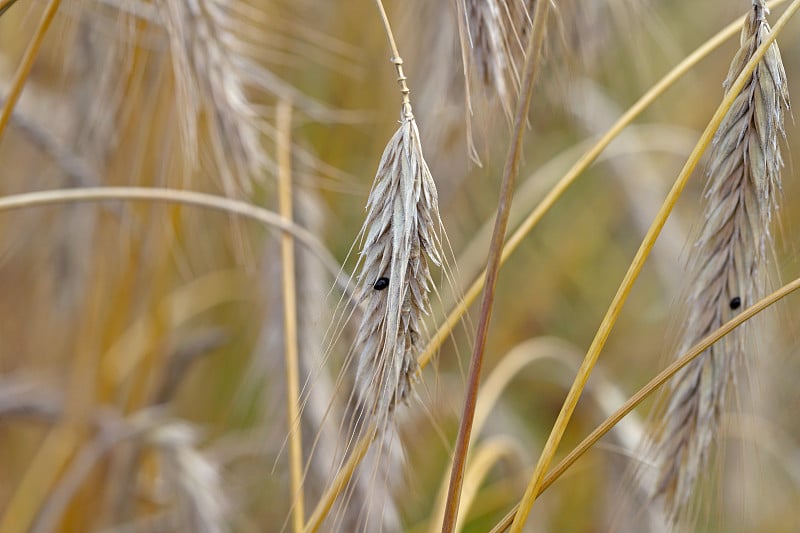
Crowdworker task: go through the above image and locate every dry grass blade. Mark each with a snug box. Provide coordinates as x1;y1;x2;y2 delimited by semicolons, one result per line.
442;2;549;530
0;186;345;283
645;0;790;524
276;100;306;532
0;427;78;533
0;0;22;17
453;437;522;533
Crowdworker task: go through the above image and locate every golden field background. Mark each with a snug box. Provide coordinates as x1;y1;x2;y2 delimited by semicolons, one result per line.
1;0;799;531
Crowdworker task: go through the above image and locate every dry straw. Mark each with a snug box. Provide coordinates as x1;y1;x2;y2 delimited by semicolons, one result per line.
646;0;789;525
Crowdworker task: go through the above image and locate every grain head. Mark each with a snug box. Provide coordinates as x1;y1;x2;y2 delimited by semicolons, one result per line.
646;0;789;525
352;110;443;428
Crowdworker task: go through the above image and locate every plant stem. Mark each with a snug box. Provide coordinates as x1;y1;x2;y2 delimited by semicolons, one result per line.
0;0;61;141
441;2;550;531
0;186;345;284
0;0;23;17
373;0;413;117
0;427;77;533
277;101;305;532
302;425;378;533
508;3;800;530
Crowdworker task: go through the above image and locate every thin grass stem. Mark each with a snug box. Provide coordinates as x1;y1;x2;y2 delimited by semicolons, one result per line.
0;187;345;286
372;0;412;115
441;2;549;531
277;101;305;532
302;425;378;533
0;0;61;140
508;3;800;529
0;428;78;533
0;0;23;17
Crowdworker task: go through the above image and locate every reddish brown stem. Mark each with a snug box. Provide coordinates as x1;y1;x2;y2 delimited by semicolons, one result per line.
440;2;550;531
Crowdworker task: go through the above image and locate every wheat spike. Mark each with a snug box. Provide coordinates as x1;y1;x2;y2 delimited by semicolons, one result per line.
352;107;443;426
649;0;789;524
296;188;402;532
460;0;529;124
156;0;276;196
151;423;228;533
156;0;350;196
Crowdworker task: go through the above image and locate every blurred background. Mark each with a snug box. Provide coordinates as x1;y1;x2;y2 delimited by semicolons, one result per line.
1;0;800;531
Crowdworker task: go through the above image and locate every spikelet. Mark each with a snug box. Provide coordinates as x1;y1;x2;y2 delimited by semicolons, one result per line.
648;0;789;524
461;0;526;122
352;103;443;426
151;423;227;533
455;0;641;164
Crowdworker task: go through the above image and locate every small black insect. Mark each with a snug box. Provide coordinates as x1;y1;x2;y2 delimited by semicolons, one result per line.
373;277;390;291
729;296;741;310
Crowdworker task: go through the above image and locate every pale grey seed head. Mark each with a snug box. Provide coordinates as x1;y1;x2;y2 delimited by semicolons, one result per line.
353;116;444;427
648;2;789;526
